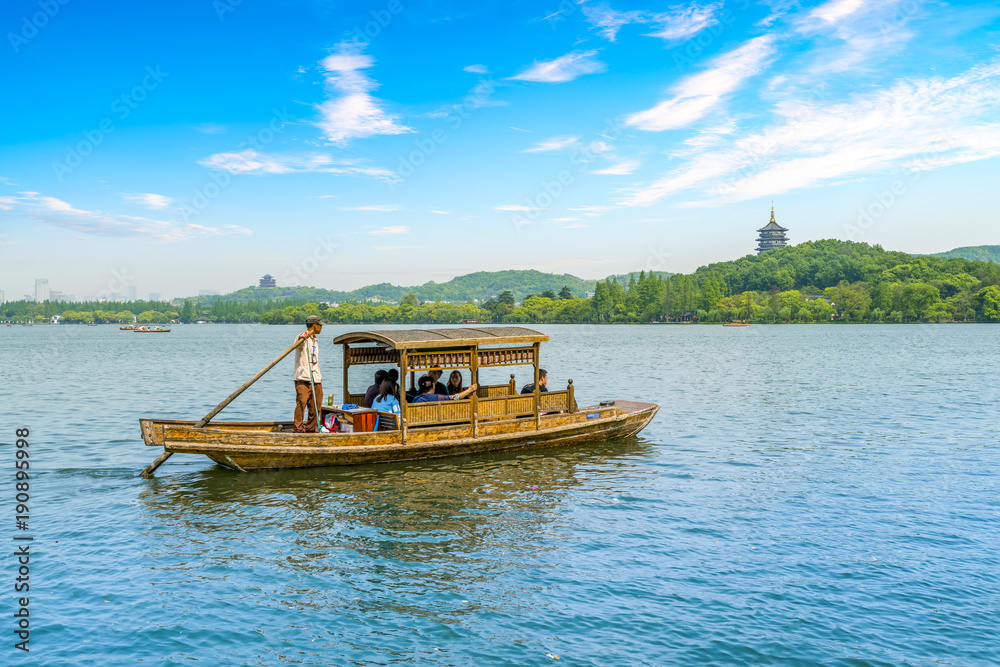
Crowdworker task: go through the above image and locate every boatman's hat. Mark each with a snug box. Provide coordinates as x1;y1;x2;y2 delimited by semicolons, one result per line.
306;315;325;326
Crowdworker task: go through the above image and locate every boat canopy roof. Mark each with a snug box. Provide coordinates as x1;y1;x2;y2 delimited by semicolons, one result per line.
333;327;548;350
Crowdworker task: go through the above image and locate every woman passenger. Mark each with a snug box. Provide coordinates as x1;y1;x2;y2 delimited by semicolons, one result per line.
446;370;464;395
371;379;400;414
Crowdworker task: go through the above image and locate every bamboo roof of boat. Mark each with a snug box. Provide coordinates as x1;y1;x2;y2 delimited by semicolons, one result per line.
333;326;548;349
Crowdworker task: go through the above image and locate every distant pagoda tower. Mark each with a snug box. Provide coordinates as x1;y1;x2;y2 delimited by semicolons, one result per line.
258;274;277;288
756;204;788;254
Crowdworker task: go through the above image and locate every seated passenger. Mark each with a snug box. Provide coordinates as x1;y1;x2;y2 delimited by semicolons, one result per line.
446;370;464;395
364;370;388;408
413;375;478;403
520;368;549;394
387;368;400;394
428;369;448;395
371;379;401;414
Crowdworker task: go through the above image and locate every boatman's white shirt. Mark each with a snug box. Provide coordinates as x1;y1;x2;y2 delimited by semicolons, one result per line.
293;335;322;382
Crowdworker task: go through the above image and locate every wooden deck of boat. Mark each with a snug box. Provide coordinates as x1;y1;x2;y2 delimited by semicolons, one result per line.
141;402;659;471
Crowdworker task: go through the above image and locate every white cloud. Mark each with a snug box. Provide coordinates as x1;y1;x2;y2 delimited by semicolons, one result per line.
342;205;401;211
809;0;867;25
593;160;639;175
621;59;1000;206
675;120;739;154
0;196;15;210
463;64;489;74
368;226;409;235
626;35;776;131
39;196;87;213
509;50;607;83
316;42;412;144
123;193;172;210
493;204;535;212
429;210;451;214
509;126;531;133
199;149;394;179
582;2;720;42
1;192;251;242
582;3;646;41
791;1;917;77
646;3;722;41
522;135;580;153
545;217;582;223
568;205;616;216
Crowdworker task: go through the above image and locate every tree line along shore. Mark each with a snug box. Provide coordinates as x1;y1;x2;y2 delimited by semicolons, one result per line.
6;240;1000;325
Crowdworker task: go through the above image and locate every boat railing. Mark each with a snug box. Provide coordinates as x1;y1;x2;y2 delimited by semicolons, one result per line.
539;389;575;414
406;399;474;426
476;377;517;398
405;381;577;428
477;394;535;419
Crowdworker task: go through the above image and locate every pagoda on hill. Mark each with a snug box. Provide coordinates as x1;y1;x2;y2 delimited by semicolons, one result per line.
756;204;788;254
258;274;277;288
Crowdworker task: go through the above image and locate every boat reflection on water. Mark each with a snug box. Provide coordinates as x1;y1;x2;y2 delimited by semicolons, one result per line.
135;436;655;617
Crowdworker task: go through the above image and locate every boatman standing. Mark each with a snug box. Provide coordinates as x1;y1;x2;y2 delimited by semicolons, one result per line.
293;315;324;432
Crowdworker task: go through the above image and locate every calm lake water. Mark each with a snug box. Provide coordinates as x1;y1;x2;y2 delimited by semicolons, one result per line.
1;324;998;665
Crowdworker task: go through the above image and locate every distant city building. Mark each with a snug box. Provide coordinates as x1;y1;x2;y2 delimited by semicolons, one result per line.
149;292;161;302
127;285;137;301
34;278;50;302
0;289;4;305
756;204;789;254
259;274;277;288
198;290;220;296
50;291;74;303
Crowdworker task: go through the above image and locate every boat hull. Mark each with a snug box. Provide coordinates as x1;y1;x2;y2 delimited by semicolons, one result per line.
140;402;659;471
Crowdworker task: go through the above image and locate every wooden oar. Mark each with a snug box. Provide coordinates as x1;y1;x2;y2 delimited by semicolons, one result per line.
139;335;310;477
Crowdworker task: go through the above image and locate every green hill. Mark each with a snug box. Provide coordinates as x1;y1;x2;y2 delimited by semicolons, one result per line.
200;270;608;305
927;245;1000;263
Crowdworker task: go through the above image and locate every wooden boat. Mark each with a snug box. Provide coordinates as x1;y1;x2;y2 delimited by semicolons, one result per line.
140;327;659;472
134;326;171;332
723;321;750;327
121;325;135;330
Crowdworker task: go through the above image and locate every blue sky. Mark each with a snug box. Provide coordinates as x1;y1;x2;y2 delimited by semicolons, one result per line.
1;0;999;300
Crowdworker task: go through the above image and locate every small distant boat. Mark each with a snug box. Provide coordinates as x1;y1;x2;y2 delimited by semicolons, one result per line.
724;291;753;326
121;325;135;330
134;326;171;333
